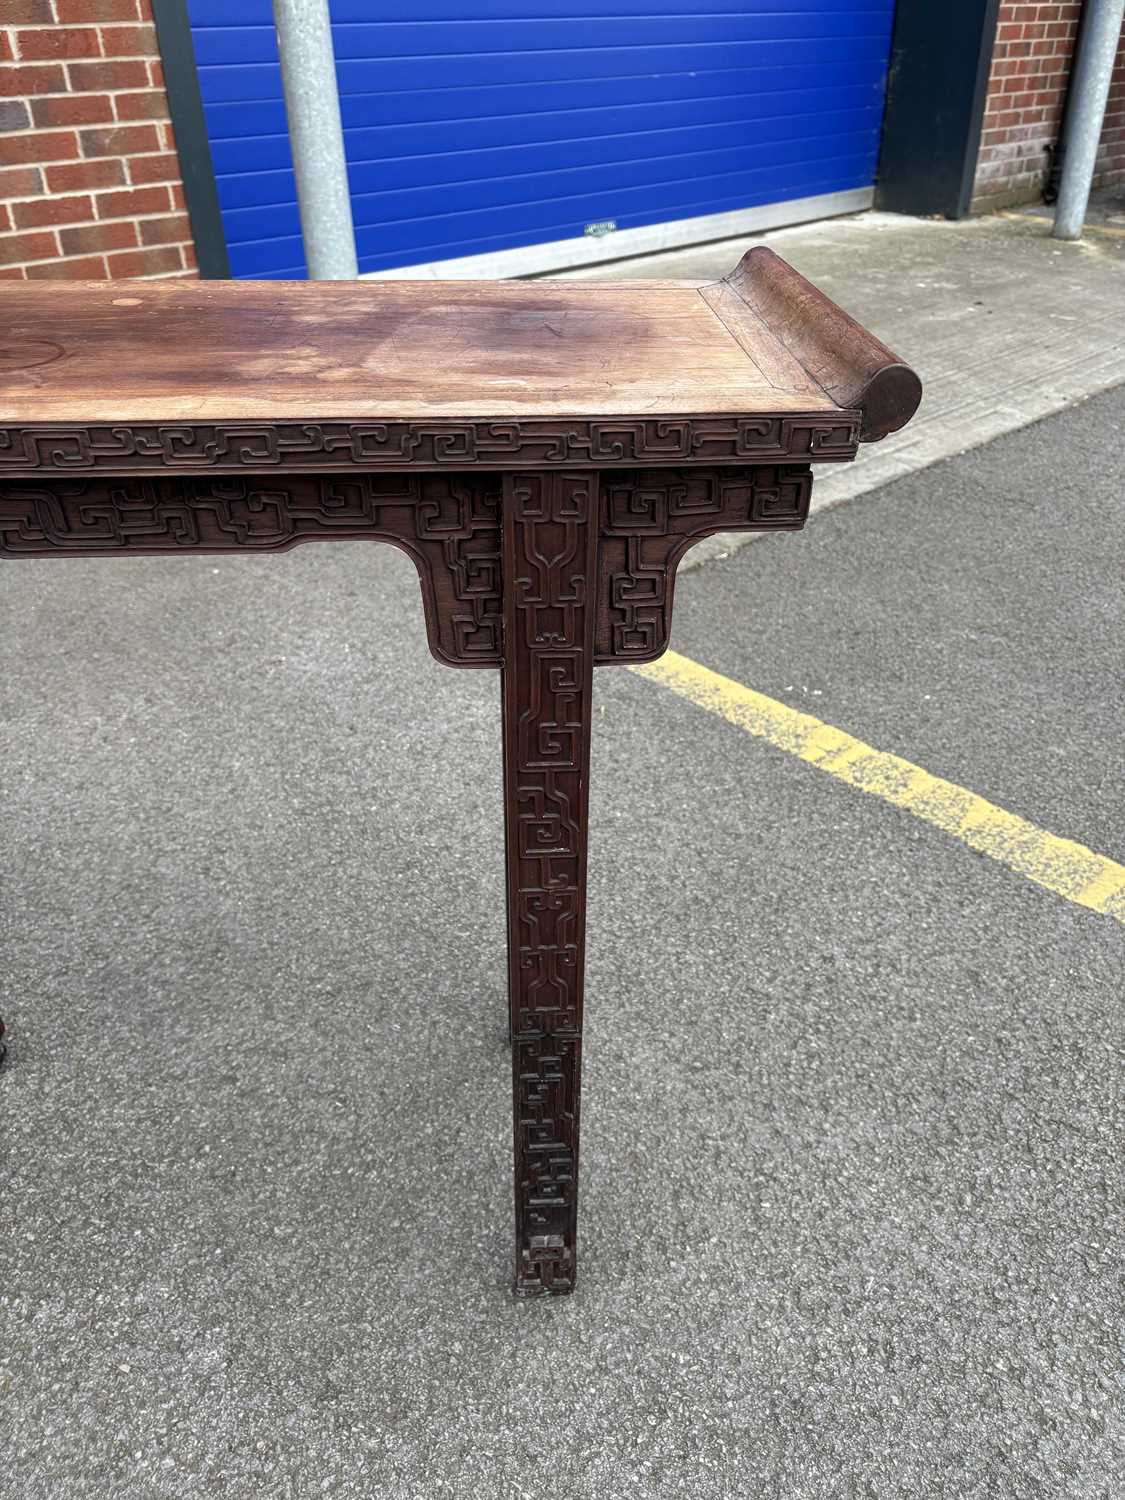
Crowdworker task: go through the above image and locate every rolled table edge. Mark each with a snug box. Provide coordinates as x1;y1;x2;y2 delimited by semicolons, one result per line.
721;246;923;443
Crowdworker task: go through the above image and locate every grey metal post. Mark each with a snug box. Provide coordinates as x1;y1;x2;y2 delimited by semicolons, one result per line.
272;0;358;278
1053;0;1125;240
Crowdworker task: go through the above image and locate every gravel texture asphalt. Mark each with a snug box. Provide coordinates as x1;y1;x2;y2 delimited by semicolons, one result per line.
2;390;1122;1498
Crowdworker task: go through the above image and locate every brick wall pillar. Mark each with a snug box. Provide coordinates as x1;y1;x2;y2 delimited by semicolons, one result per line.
973;2;1125;210
0;0;198;280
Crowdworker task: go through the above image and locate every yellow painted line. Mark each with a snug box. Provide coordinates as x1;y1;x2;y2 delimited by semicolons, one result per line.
999;210;1125;239
632;650;1125;924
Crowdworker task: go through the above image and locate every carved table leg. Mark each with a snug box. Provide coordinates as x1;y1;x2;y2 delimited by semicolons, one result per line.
501;471;598;1297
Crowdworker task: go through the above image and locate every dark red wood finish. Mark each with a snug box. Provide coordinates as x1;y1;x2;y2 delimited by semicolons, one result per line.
501;473;598;1295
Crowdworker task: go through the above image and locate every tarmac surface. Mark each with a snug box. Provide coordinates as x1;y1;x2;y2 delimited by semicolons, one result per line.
2;353;1122;1496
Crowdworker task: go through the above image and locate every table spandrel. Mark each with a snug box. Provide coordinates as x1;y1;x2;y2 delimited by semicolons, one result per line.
0;249;921;1296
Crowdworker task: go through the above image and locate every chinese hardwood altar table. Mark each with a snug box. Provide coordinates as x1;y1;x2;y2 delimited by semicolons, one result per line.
0;249;921;1296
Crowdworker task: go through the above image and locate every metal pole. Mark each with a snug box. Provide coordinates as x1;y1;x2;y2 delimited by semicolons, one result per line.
1052;0;1125;240
272;0;358;278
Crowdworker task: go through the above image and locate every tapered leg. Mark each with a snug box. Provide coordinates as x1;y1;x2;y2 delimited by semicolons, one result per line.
501;471;598;1297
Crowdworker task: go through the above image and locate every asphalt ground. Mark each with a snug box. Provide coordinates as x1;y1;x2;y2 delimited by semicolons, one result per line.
2;389;1122;1498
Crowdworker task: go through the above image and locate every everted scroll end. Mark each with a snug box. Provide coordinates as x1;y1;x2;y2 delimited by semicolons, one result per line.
721;245;923;443
855;359;924;443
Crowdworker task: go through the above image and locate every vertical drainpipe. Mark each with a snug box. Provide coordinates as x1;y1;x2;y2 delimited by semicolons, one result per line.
1052;0;1125;240
272;0;359;278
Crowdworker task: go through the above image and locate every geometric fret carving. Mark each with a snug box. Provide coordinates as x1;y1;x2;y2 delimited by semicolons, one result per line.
0;251;922;1303
501;471;599;1296
597;463;811;661
0;472;501;669
0;463;811;670
512;1032;581;1296
0;415;858;475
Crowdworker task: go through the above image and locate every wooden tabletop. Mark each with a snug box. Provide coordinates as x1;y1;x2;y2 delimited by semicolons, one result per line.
0;249;921;442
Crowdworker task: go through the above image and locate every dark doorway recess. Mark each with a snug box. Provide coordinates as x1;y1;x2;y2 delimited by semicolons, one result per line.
877;0;1002;218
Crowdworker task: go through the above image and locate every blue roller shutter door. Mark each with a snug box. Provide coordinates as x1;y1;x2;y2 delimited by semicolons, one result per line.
187;1;896;279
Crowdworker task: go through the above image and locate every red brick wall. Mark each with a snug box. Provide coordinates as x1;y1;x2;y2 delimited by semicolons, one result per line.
973;2;1125;210
1101;19;1125;189
0;0;197;280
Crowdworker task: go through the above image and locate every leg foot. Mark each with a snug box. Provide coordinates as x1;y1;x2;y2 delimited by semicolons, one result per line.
512;1033;580;1296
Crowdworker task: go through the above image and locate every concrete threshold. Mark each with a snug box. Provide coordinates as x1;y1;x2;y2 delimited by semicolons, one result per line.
550;209;1125;572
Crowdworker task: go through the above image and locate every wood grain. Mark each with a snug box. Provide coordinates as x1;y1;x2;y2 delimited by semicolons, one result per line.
0;274;840;422
720;247;923;440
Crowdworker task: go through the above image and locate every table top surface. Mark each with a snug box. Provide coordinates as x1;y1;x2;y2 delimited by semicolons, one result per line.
0;273;841;424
